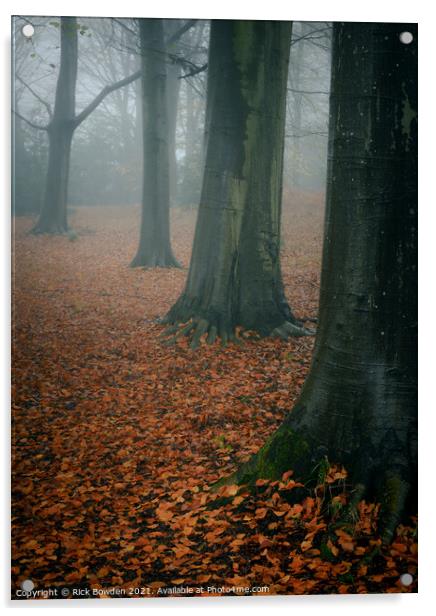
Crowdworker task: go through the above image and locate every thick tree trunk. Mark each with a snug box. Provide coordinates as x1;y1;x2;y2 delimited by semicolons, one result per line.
32;17;77;234
32;126;73;232
165;20;310;345
131;19;179;268
222;22;417;540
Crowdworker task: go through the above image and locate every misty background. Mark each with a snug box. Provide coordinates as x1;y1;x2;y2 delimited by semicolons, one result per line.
12;17;331;216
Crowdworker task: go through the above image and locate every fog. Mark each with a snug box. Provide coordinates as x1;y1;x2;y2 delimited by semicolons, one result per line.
11;18;418;597
12;17;331;215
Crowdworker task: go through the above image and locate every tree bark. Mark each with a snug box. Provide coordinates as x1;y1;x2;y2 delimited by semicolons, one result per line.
165;20;310;345
131;18;179;268
221;22;417;541
32;17;77;233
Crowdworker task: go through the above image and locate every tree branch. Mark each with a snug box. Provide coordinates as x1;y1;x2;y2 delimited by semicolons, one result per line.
16;74;52;118
74;69;141;128
285;131;328;138
290;26;332;46
112;17;137;37
179;62;208;79
12;109;48;131
287;88;330;95
166;19;197;47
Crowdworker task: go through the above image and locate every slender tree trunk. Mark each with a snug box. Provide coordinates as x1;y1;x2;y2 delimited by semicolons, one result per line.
165;20;310;345
178;21;206;207
134;76;143;181
12;118;29;214
131;19;179;268
289;23;305;189
179;80;198;206
166;60;181;207
222;22;417;541
32;17;77;234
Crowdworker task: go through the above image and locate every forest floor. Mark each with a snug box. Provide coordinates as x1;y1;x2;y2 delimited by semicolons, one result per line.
12;193;417;599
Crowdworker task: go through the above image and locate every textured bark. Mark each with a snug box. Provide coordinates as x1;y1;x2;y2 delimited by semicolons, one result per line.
131;19;179;268
32;17;77;233
165;20;309;344
221;22;417;540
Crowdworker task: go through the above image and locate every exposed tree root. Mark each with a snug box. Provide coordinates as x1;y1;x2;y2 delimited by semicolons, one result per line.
160;316;314;349
161;318;240;349
377;472;412;544
212;437;413;544
330;474;412;544
271;321;315;338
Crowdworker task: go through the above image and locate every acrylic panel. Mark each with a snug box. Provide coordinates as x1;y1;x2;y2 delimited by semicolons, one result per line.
11;16;417;600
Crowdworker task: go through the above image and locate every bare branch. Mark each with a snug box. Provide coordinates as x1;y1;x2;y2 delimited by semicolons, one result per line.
74;69;141;128
179;62;208;79
12;109;48;131
112;18;137;37
16;74;52;118
166;19;197;47
287;88;330;95
285;131;328;138
290;25;332;47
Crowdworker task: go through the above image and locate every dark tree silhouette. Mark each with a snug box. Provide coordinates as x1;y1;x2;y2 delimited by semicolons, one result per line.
15;17;141;234
164;20;311;346
219;22;417;542
32;17;78;233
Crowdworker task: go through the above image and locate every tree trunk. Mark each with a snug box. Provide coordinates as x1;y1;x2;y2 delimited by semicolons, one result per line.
131;19;179;268
178;79;199;206
289;23;305;189
165;20;310;345
166;60;181;208
32;17;77;234
222;22;417;541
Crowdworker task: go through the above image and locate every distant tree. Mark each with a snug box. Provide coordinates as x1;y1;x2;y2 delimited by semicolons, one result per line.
13;117;47;215
15;17;141;234
130;18;180;267
165;19;207;207
219;22;417;542
164;20;311;346
130;18;199;267
177;21;208;207
68;19;142;207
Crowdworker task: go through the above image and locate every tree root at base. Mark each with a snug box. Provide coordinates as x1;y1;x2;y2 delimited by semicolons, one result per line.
161;318;240;349
160;316;315;349
212;452;413;544
271;321;315;338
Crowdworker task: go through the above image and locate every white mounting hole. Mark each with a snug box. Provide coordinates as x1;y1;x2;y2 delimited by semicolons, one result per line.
21;579;35;591
400;573;413;586
22;24;34;38
399;31;413;45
